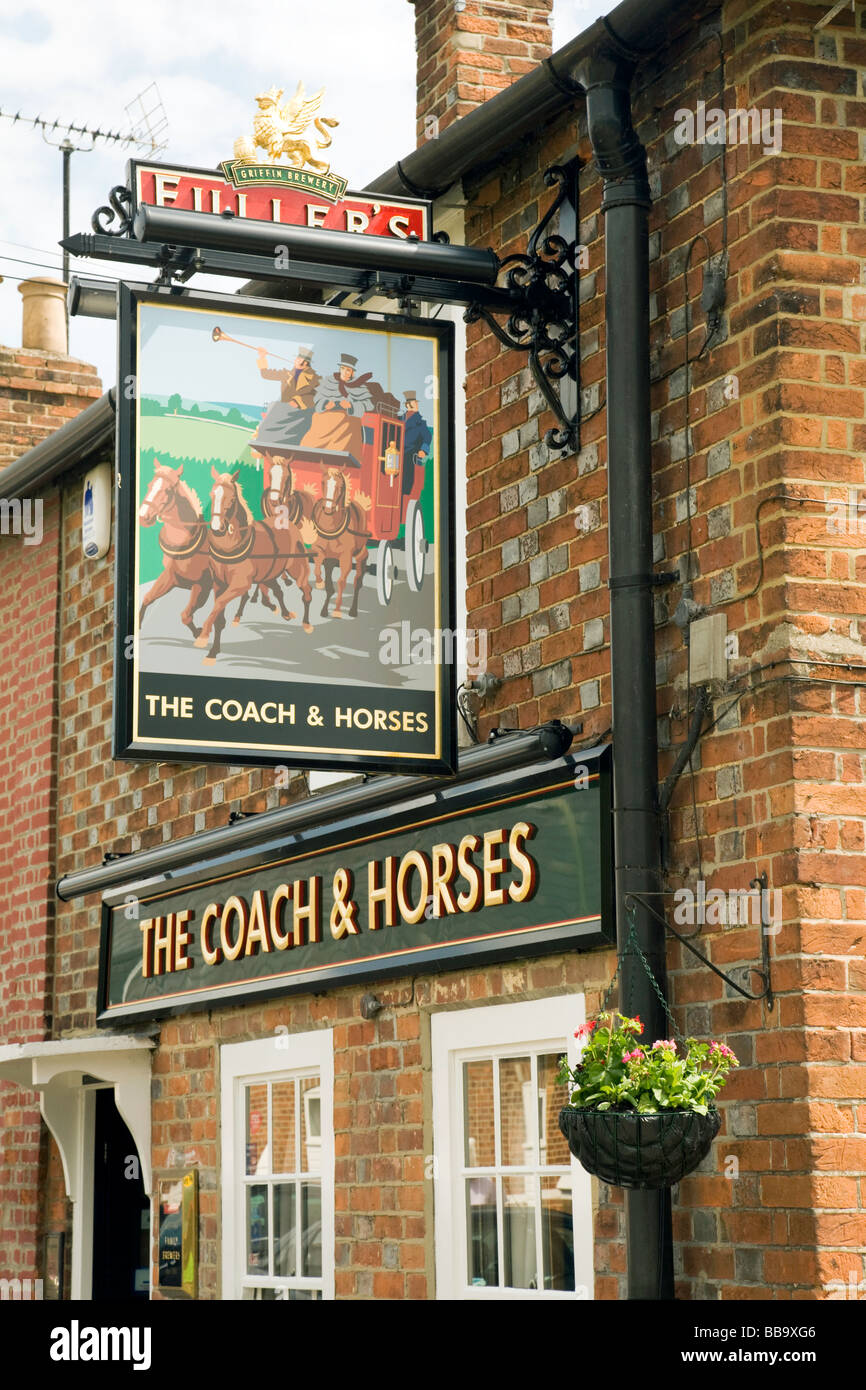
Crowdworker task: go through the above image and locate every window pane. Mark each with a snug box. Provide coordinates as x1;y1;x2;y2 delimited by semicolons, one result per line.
301;1079;322;1175
540;1175;575;1291
499;1056;532;1167
538;1053;570;1166
246;1185;268;1276
273;1183;297;1278
301;1182;323;1278
463;1060;495;1167
272;1080;296;1175
242;1287;322;1301
245;1084;270;1176
465;1177;498;1288
503;1175;537;1289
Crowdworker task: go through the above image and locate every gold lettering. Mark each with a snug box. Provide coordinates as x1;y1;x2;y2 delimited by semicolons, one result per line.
139;918;155;978
245;889;271;955
293;876;321;944
431;843;458;917
201;903;221;965
456;834;482;912
269;883;292;949
368;857;397;930
220;896;247;961
483;829;508;907
173;909;193;971
153;914;173;975
396;851;430;925
508;822;538;903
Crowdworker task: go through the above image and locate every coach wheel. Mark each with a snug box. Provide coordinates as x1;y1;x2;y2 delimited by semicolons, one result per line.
405;499;426;592
377;540;395;606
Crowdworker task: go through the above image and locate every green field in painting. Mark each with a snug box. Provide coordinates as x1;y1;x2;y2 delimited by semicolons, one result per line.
140;412;259;467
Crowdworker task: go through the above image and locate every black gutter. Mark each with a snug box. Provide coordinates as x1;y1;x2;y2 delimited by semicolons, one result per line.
0;389;115;500
369;0;694;199
577;47;673;1299
57;724;575;901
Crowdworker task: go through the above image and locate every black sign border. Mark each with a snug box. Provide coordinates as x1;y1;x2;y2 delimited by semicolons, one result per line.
113;283;457;775
97;746;613;1024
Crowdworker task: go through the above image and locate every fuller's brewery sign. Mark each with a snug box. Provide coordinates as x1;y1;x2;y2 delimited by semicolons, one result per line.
128;84;430;240
114;288;455;773
98;745;612;1023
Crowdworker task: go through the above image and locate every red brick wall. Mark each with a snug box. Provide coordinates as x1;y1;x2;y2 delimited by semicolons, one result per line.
460;0;866;1298
0;342;101;1285
412;0;553;142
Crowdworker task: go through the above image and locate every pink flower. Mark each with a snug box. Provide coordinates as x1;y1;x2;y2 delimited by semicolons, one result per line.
622;1048;645;1063
652;1039;677;1052
710;1041;736;1060
574;1021;597;1040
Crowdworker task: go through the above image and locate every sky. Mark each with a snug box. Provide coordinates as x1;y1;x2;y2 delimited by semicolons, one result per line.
0;0;611;388
138;299;437;407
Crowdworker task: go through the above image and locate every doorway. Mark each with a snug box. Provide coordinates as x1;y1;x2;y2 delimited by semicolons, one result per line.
91;1087;151;1300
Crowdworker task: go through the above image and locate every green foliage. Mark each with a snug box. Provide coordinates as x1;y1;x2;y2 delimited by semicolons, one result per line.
556;1011;738;1115
168;392;182;414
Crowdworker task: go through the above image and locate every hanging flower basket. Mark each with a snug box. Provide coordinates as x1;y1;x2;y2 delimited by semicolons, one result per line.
558;1104;721;1189
556;1012;737;1190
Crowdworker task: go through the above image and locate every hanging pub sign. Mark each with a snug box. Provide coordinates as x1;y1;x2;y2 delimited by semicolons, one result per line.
114;285;455;774
97;745;613;1024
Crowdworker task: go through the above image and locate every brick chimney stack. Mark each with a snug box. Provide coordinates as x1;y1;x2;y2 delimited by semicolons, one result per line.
0;276;101;467
411;0;554;144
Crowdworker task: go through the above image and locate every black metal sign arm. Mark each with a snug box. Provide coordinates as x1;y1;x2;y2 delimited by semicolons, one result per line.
61;231;521;314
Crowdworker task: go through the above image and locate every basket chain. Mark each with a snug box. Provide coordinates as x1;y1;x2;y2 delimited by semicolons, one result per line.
600;904;688;1047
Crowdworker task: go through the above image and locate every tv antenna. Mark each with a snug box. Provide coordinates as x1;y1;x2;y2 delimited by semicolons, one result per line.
0;83;168;289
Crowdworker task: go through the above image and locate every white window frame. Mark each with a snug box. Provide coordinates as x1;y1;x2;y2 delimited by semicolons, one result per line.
432;995;593;1301
220;1030;334;1300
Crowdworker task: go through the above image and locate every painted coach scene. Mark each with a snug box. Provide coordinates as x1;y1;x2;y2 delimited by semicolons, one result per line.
134;301;440;690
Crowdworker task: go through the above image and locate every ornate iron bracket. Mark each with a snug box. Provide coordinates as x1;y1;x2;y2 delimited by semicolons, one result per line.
91;184;133;236
465;164;580;453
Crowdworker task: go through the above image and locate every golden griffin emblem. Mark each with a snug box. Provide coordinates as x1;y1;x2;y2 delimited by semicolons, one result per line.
233;82;339;174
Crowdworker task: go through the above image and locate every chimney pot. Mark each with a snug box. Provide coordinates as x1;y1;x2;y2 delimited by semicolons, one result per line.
18;276;68;354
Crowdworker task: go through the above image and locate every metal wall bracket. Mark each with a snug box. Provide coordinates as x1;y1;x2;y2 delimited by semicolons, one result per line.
465;163;581;453
626;877;775;1012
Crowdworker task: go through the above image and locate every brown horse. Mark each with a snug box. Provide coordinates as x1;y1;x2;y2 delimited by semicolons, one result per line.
138;460;211;638
234;454;315;623
195;468;312;663
307;468;370;619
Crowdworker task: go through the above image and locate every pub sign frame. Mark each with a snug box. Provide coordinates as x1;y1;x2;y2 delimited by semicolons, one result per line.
97;744;614;1026
114;283;456;774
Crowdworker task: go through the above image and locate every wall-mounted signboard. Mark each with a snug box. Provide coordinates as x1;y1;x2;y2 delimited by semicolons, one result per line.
114;285;455;774
129;160;431;240
98;745;613;1024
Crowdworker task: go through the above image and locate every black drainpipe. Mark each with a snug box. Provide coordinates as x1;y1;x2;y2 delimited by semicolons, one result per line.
577;46;675;1300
